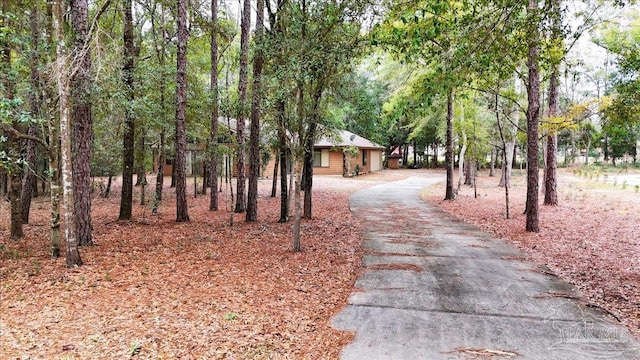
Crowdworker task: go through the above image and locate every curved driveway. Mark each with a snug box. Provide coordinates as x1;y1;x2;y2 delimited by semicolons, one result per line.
332;175;640;359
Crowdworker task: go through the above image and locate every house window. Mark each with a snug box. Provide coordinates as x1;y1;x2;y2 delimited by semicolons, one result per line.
313;149;330;167
362;150;367;166
313;150;322;167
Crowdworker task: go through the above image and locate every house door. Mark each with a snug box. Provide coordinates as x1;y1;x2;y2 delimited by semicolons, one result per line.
371;150;381;172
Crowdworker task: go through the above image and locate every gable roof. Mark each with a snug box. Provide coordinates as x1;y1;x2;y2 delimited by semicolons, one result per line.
315;130;384;150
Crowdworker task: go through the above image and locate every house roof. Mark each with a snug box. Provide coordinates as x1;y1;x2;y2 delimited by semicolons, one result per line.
315;130;384;150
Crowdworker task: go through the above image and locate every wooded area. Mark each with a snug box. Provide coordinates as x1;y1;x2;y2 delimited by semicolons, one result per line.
0;0;639;301
3;0;640;357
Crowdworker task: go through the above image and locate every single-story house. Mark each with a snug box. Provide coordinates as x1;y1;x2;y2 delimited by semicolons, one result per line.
315;130;384;176
154;122;384;178
263;130;384;177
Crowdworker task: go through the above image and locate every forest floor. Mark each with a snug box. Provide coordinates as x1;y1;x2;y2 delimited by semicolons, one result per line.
424;167;640;340
0;171;411;359
2;167;639;358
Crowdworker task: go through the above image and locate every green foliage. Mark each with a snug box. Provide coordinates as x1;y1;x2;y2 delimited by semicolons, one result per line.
330;71;389;145
224;312;238;321
604;122;638;161
594;10;640;162
343;145;360;157
129;340;141;356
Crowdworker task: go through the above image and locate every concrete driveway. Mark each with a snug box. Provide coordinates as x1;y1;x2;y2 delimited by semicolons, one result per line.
332;175;640;359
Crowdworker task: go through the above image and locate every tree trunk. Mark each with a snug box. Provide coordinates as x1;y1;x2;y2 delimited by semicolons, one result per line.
1;0;23;240
271;151;279;197
21;124;39;224
104;175;112;198
585;137;590;165
544;0;560;207
412;139;417;165
458;126;467;190
134;128;146;186
21;6;42;225
119;0;135;221
303;122;317;219
70;0;93;245
277;100;289;223
209;0;219;211
444;88;455;200
489;149;496;177
54;0;82;266
292;158;303;252
525;0;541;233
303;87;321;219
234;0;250;213
499;127;516;188
246;0;265;222
175;0;189;222
45;2;61;257
495;89;511;219
152;133;165;214
464;160;473;186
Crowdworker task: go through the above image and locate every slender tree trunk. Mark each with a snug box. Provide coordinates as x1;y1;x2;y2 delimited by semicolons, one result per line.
49;136;62;258
458;124;467;190
119;0;135;221
152;135;165;213
585;137;590;165
292;158;302;252
412;139;417;165
70;0;93;245
1;0;23;240
277;100;289;223
45;2;61;257
489;149;496;177
499;120;517;188
495;89;511;219
246;0;265;222
464;160;473;186
21;6;42;225
134;128;146;186
444;88;455;200
175;0;189;222
209;0;220;211
104;175;112;198
544;0;560;206
303;122;317;219
525;0;541;232
271;150;279;197
234;0;250;213
152;8;167;212
21;125;39;224
54;0;82;266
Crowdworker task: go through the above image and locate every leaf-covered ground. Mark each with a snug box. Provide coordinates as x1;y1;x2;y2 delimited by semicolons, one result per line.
5;168;637;358
0;171;410;359
425;168;640;339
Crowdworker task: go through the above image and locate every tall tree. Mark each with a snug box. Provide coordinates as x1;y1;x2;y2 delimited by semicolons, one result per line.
70;0;94;244
1;0;24;239
175;0;189;222
54;0;82;266
209;0;220;211
264;2;290;223
246;0;265;222
525;0;541;232
543;0;562;206
234;0;250;213
445;88;455;200
21;5;42;225
148;0;169;214
119;0;135;221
